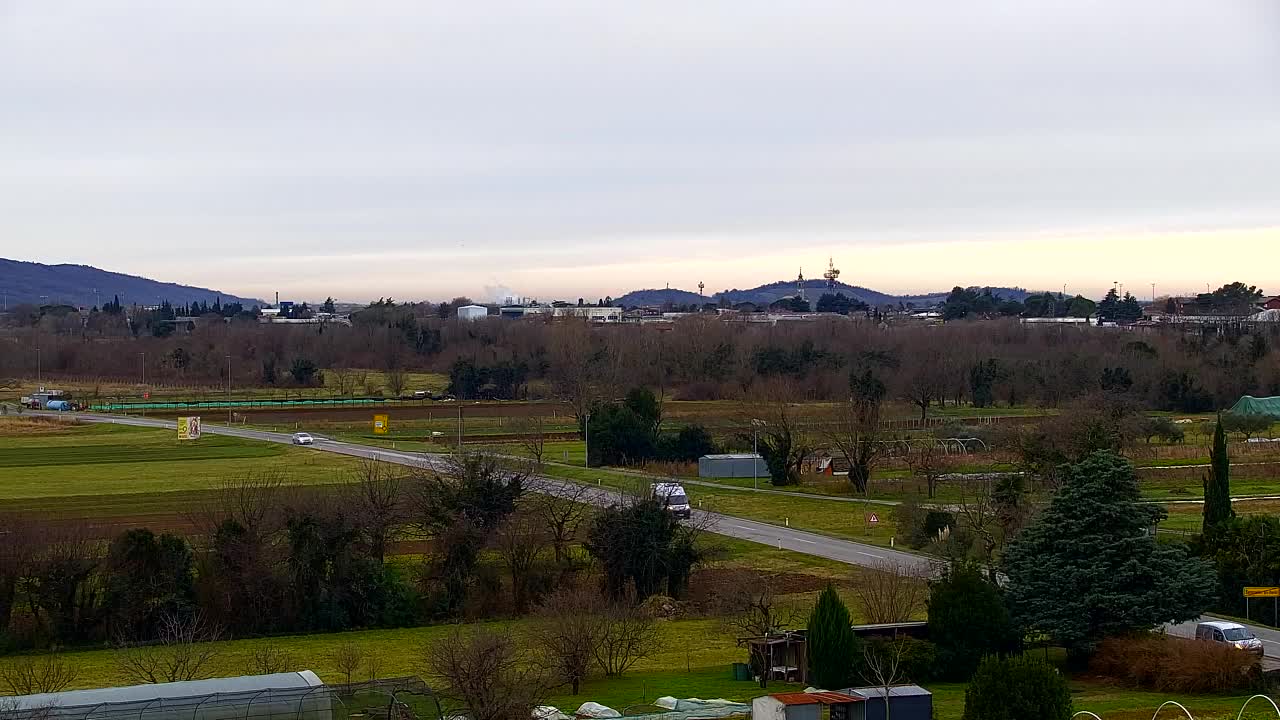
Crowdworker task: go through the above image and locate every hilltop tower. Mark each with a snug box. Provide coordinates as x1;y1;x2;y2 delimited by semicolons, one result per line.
797;268;806;301
823;257;841;290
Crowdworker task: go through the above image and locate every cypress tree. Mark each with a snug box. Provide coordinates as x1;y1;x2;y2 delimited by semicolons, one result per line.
806;585;857;689
1202;416;1234;532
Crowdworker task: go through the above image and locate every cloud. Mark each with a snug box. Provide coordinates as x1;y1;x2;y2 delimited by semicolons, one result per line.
1;0;1278;300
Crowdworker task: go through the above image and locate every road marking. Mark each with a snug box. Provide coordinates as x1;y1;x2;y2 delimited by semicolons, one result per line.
793;538;818;544
857;551;883;558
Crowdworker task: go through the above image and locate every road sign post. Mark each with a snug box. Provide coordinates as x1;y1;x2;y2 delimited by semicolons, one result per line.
373;414;389;435
1243;587;1280;623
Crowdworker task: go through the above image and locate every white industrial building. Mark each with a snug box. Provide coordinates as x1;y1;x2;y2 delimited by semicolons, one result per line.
457;304;489;321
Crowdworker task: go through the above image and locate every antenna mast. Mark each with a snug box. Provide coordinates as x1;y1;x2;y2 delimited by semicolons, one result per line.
823;257;841;290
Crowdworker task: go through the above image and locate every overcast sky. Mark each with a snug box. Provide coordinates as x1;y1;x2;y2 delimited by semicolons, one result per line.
3;1;1279;303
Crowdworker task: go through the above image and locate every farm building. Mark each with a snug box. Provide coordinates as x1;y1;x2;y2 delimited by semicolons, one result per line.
456;304;489;321
698;453;768;478
6;671;333;720
841;686;933;720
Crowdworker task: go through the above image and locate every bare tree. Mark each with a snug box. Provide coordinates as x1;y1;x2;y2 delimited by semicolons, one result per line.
853;561;929;624
245;646;295;676
348;461;404;564
364;653;383;683
530;480;592;565
861;637;910;720
824;399;884;495
114;611;222;684
905;442;950;499
724;584;801;639
331;642;365;690
190;471;286;542
494;512;550;614
0;654;79;695
594;601;660;677
330;368;356;397
511;415;548;469
426;628;550;720
532;585;605;695
723;584;802;676
742;391;812;486
385;368;408;398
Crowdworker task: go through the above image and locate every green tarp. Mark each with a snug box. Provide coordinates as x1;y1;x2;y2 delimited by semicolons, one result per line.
1229;396;1280;419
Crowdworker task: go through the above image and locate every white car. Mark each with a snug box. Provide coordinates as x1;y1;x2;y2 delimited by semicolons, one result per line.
291;432;315;446
1195;620;1264;657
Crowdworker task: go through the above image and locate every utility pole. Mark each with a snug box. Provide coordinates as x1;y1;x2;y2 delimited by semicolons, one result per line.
35;346;41;386
584;411;592;468
456;403;463;453
226;354;232;425
139;352;145;387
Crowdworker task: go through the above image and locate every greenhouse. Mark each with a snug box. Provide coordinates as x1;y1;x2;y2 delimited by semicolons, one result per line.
1229;395;1280;420
2;673;440;720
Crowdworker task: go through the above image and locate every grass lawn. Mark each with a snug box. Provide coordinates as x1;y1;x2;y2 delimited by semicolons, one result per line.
0;419;360;501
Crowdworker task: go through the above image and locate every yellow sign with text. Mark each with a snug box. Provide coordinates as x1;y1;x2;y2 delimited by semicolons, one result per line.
1243;587;1280;598
373;414;389;435
176;416;202;440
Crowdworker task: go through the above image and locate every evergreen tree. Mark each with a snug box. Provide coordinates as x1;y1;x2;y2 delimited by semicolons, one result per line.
806;585;857;689
962;655;1072;720
1003;451;1214;657
1202;416;1234;532
927;563;1021;681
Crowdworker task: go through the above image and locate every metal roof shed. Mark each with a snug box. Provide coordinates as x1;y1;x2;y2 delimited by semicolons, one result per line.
698;453;768;479
753;692;865;720
843;686;932;720
8;671;330;720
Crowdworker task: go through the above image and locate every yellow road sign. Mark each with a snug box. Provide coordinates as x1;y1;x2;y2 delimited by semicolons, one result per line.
373;414;389;435
1243;587;1280;598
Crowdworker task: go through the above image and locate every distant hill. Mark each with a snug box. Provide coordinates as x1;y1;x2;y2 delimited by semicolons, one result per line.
0;259;263;309
615;280;1028;308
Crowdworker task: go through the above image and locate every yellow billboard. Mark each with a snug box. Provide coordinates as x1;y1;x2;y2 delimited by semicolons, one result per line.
373;414;389;435
177;416;202;440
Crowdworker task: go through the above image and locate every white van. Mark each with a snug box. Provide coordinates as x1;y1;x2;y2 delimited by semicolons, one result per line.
1195;621;1264;657
651;482;691;519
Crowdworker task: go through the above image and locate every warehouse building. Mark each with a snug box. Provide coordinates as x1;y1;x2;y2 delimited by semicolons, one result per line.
698;453;768;478
456;304;489;321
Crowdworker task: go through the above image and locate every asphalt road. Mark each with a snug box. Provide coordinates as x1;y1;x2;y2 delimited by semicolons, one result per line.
31;412;932;574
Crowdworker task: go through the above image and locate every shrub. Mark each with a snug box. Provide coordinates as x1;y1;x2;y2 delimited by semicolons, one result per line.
963;655;1071;720
1089;634;1258;693
807;585;858;690
861;636;937;684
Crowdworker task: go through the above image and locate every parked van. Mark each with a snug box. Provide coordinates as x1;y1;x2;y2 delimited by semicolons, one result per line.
1195;621;1264;656
651;482;691;519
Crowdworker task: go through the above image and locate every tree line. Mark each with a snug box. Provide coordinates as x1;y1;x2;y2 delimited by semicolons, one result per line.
0;457;711;657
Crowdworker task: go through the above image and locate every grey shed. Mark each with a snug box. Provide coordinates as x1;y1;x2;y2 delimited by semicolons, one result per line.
698;453;768;478
843;686;932;720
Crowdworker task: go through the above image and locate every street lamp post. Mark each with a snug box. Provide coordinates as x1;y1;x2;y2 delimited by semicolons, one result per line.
751;418;763;490
584;411;591;468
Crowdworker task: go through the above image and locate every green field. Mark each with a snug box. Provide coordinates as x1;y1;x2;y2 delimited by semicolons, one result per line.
0;420;359;501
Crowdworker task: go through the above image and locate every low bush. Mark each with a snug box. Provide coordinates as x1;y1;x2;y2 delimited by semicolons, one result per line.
1089;633;1259;693
963;655;1071;720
